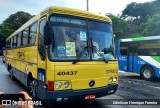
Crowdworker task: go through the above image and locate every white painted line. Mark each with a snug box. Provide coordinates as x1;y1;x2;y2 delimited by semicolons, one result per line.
133;81;139;85
119;71;126;73
125;80;160;90
123;80;127;82
147;85;160;90
128;81;131;83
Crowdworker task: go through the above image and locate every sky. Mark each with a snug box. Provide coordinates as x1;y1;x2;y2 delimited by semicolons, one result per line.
0;0;154;23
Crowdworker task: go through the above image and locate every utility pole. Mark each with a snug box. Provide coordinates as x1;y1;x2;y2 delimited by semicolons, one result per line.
87;0;89;11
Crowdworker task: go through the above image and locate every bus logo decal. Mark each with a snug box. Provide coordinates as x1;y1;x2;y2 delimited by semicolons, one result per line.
89;80;95;87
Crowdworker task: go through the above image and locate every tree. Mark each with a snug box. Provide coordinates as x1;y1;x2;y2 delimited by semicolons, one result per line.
106;14;125;38
106;13;139;39
0;11;33;40
2;11;33;31
0;25;14;38
140;14;160;36
121;0;160;37
122;2;156;25
106;13;140;51
153;0;160;14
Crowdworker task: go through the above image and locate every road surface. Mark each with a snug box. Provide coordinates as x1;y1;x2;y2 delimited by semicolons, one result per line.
0;57;160;108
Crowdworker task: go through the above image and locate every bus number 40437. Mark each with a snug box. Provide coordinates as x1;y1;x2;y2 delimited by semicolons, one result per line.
57;71;78;76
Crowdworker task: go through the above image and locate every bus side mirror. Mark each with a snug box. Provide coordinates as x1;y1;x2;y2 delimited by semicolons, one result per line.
44;23;53;46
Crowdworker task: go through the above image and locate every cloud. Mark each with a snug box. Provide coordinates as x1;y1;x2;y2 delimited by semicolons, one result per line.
0;0;87;23
89;0;154;15
0;0;154;23
0;0;37;23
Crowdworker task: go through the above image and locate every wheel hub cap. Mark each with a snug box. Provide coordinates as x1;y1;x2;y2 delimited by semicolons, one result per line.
144;69;151;79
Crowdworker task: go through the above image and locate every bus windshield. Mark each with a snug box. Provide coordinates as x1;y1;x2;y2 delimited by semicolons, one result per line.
88;21;115;60
49;15;115;61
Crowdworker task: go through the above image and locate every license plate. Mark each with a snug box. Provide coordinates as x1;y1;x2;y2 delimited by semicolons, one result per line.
85;94;96;100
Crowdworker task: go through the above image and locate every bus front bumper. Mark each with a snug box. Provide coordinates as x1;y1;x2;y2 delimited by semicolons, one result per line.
47;84;118;104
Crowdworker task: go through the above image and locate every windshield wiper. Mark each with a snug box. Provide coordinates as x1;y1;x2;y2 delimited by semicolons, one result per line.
72;46;89;64
92;46;108;63
90;38;108;63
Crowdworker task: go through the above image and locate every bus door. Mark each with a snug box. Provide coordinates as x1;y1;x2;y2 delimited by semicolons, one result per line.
127;43;138;72
37;17;47;101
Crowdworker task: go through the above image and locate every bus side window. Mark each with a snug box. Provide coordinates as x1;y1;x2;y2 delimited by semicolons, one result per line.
120;42;127;55
13;35;17;47
8;40;11;48
17;33;21;47
10;38;13;48
38;18;46;60
22;28;29;46
16;35;18;47
6;40;10;49
29;22;38;45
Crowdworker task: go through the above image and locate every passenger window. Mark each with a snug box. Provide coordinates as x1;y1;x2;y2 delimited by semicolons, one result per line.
29;22;38;44
120;42;128;55
13;36;17;47
10;38;13;48
39;20;46;37
22;28;29;45
17;33;22;46
38;18;46;60
8;40;11;48
6;40;10;48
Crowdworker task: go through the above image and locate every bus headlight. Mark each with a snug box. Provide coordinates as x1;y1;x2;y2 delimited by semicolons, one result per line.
56;82;62;89
64;81;70;88
109;77;113;83
113;77;117;82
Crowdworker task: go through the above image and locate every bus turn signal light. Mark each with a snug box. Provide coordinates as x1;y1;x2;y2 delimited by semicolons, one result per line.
48;81;54;90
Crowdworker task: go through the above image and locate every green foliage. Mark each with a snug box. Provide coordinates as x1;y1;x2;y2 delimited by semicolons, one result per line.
122;2;156;25
0;0;160;47
106;13;140;40
105;0;160;52
140;14;160;36
0;25;14;38
2;11;32;30
0;11;32;40
109;0;160;42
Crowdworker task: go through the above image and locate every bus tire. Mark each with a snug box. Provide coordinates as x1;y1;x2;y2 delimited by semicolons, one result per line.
27;78;37;100
10;68;15;80
7;64;10;71
140;66;155;81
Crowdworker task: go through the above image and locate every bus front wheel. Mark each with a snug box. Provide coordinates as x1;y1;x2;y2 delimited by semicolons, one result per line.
27;78;37;100
140;66;155;81
9;68;15;80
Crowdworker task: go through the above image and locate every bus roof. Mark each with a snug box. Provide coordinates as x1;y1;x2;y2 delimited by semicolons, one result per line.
7;6;112;40
120;35;160;42
42;6;112;22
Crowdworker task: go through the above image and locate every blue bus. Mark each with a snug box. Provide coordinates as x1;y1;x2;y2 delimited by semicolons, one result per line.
117;36;160;80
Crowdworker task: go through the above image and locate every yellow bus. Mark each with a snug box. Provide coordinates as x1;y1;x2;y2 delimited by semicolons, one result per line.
5;6;118;105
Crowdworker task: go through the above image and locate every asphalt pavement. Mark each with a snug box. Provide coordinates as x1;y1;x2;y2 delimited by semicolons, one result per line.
0;56;160;108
